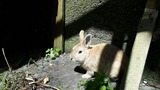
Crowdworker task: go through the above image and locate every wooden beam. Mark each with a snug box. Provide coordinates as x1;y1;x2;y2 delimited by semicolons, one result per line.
146;0;158;9
54;0;64;52
123;8;158;90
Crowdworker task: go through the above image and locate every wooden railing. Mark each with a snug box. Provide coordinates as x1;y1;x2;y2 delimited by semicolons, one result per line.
123;0;159;90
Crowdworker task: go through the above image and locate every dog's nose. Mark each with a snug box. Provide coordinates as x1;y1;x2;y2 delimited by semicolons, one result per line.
70;58;73;60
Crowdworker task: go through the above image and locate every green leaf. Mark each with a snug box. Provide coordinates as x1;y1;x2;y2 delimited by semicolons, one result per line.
50;54;55;58
100;85;107;90
103;77;109;84
50;50;54;54
45;49;50;53
55;48;61;52
45;48;61;60
107;81;113;90
79;80;88;85
46;54;49;56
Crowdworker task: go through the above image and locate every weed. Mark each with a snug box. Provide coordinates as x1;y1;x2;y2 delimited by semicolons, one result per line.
57;81;63;90
0;72;9;90
0;71;27;90
45;48;61;59
78;73;113;90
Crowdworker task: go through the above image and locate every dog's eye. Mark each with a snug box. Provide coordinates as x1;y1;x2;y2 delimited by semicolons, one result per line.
78;50;82;54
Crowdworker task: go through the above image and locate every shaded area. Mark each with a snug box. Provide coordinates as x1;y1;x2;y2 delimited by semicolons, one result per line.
143;11;160;85
65;0;146;54
97;44;128;90
147;10;160;71
0;0;58;69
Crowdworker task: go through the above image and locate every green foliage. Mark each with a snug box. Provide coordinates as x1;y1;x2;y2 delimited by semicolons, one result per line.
0;71;37;89
78;73;113;90
0;72;11;90
57;81;63;90
45;48;61;59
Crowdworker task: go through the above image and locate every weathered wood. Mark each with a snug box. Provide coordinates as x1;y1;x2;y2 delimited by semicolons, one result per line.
146;0;158;9
54;0;64;52
123;8;158;90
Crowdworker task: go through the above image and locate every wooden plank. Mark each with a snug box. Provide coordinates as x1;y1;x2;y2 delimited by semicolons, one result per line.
146;0;158;9
123;8;158;90
54;0;64;52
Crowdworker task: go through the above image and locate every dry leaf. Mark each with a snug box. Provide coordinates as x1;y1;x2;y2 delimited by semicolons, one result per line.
43;77;49;84
25;76;35;82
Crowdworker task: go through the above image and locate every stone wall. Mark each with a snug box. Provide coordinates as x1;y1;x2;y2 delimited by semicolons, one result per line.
65;0;146;53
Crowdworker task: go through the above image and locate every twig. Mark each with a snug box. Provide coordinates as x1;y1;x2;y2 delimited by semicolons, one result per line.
43;84;60;90
27;58;38;67
145;83;160;89
2;48;12;71
25;77;60;90
28;81;60;90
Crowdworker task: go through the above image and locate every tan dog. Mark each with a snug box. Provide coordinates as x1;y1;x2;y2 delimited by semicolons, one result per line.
70;30;127;80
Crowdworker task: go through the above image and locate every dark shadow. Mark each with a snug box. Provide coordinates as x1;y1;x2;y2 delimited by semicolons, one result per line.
99;44;129;90
0;0;58;70
74;66;86;74
144;10;160;84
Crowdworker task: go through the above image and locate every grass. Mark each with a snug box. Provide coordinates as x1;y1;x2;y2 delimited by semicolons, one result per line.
0;71;26;90
0;72;9;90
